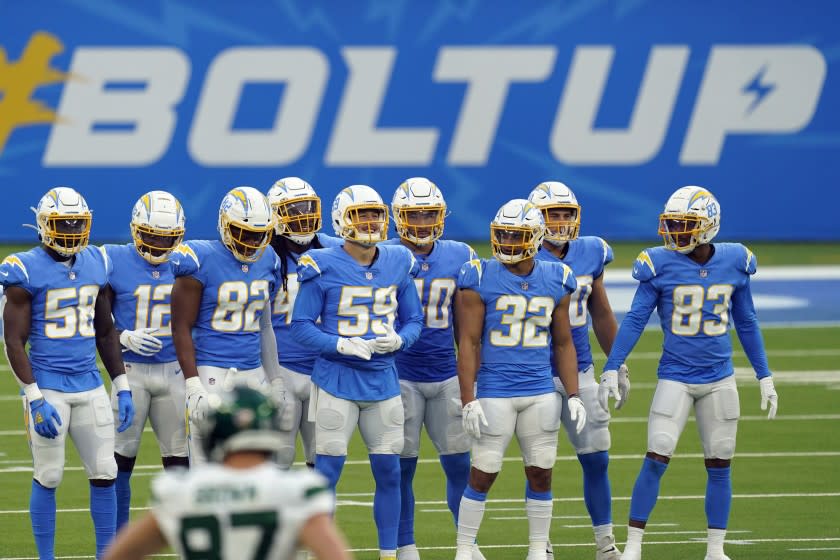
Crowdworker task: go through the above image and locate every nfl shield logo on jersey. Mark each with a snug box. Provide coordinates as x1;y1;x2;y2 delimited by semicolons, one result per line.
521;281;529;291
152;270;160;279
365;271;374;280
241;264;249;273
700;269;709;278
68;271;76;280
421;263;430;271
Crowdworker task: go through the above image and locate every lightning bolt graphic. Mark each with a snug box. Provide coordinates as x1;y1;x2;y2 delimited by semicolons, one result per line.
742;66;775;115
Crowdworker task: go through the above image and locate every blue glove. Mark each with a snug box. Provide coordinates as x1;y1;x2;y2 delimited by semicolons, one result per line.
116;391;134;433
30;398;62;439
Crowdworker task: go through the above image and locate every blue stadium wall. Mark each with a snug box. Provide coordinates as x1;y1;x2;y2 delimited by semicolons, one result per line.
1;1;838;242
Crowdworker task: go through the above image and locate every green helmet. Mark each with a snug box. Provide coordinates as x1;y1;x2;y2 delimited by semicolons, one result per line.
201;385;283;462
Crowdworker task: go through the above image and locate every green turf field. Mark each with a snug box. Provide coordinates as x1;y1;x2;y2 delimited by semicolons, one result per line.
1;325;838;560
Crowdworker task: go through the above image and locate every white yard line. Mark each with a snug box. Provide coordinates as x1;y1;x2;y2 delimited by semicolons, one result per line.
604;266;840;283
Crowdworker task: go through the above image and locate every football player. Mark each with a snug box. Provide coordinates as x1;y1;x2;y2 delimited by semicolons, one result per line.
103;385;351;560
528;182;626;559
2;187;135;559
601;186;779;560
290;184;424;560
171;186;284;465
453;199;584;560
382;178;480;560
101;190;189;530
265;177;342;469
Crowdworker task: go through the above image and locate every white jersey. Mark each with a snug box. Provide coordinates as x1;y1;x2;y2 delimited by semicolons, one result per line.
151;463;334;560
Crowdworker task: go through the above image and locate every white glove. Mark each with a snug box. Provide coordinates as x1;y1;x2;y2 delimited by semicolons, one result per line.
185;377;209;426
119;327;163;356
270;377;287;418
567;395;587;434
462;399;488;439
598;369;621;411
368;322;403;354
336;337;373;360
759;376;778;419
616;364;631;410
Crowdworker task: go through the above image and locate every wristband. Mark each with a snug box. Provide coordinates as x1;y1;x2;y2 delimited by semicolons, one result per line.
23;382;44;403
113;374;130;393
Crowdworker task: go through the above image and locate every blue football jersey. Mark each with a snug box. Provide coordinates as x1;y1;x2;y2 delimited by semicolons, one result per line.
0;246;110;392
104;243;176;364
536;236;614;372
171;240;280;370
605;243;771;383
270;233;343;375
382;238;476;383
291;244;424;401
458;258;577;398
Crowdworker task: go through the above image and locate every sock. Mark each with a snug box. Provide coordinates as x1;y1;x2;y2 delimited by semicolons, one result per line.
314;454;347;491
90;482;116;559
707;527;727;557
456;486;487;551
525;483;552;556
705;466;732;529
578;451;612;527
370;454;401;551
398;457;418;547
115;469;132;531
30;480;56;560
396;543;420;560
628;457;668;523
624;526;645;553
380;550;397;559
439;452;470;526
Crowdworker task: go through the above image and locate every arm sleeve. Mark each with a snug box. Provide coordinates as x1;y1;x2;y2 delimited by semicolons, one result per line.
290;279;339;354
731;280;772;379
603;280;658;371
260;301;285;384
395;274;424;349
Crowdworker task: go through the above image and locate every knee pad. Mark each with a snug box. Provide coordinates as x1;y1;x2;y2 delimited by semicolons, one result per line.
470;445;503;474
528;443;558;470
709;437;736;460
650;430;678;457
322;439;348;456
37;468;64;489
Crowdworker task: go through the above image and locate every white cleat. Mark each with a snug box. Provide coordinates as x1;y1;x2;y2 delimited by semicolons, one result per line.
703;556;732;560
471;545;487;560
596;534;622;560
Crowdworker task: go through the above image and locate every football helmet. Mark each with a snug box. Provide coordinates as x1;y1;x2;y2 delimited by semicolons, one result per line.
490;199;545;264
266;177;322;245
33;187;92;257
218;187;274;263
658;186;721;253
527;181;580;245
130;190;186;264
391;177;447;245
200;385;283;462
331;185;388;246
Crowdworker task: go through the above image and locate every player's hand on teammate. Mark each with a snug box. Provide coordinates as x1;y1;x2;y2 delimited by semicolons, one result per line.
29;398;62;439
759;376;778;419
368;322;403;354
185;377;210;425
567;395;587;434
616;364;631;410
116;390;135;433
119;327;163;356
336;337;373;360
598;369;622;411
462;399;488;439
